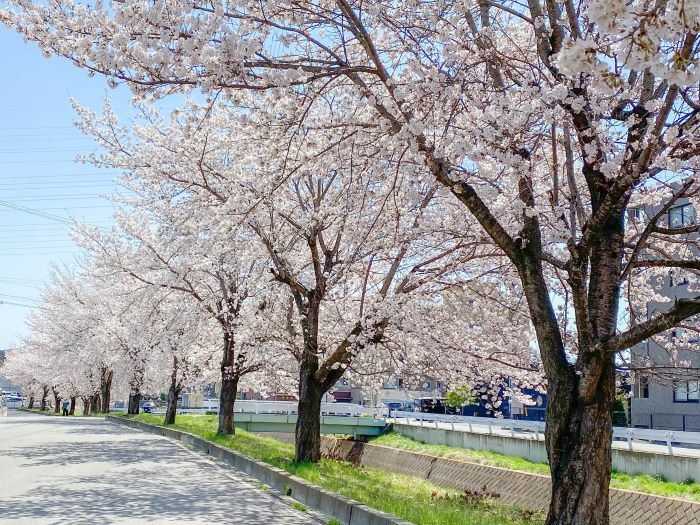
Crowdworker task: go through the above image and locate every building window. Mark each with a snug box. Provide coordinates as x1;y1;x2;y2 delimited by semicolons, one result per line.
630;208;643;220
436;381;443;389
674;380;699;403
671;326;699;343
635;376;649;399
669;204;696;229
670;269;689;287
422;381;431;390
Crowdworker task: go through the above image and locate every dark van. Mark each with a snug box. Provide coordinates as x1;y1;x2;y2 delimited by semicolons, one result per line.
413;397;457;414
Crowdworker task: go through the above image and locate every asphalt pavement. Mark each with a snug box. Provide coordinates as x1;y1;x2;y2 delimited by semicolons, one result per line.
0;410;320;524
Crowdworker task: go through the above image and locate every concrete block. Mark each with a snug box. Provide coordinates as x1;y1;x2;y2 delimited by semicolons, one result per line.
315;489;354;524
349;504;414;525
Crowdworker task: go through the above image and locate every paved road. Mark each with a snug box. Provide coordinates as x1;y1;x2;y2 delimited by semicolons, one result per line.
0;411;320;525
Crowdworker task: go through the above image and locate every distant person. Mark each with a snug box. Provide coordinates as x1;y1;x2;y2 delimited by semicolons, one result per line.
61;399;70;416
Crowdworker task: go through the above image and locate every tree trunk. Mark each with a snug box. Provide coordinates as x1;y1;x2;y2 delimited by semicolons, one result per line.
294;362;323;462
218;331;239;435
100;369;113;413
40;387;49;411
517;205;624;525
69;396;76;415
28;396;34;409
165;357;181;425
165;384;181;425
53;391;61;413
127;366;144;415
82;397;91;416
90;393;100;414
545;356;615;525
127;391;141;415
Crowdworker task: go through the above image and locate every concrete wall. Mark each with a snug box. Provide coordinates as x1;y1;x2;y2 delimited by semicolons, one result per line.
394;423;700;483
327;438;700;525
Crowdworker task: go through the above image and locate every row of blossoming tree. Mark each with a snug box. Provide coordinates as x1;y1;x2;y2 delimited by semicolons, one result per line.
1;1;699;523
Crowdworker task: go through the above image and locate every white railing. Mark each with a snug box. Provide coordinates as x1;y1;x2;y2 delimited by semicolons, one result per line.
391;411;700;454
391;411;545;439
151;400;387;418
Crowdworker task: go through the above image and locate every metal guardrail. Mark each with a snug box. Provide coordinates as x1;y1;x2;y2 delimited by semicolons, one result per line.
390;411;700;455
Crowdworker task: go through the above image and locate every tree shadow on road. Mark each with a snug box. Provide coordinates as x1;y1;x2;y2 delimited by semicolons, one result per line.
0;414;319;524
0;467;318;524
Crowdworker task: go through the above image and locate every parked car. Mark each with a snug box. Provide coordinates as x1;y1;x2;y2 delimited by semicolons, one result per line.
384;402;405;416
142;402;154;413
413;397;458;414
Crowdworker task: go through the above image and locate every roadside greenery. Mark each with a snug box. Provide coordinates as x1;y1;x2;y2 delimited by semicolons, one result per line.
371;432;700;501
126;414;543;525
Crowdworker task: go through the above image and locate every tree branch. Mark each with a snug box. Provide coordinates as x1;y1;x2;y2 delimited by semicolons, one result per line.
606;297;700;353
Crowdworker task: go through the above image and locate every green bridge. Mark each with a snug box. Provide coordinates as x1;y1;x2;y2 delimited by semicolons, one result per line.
228;413;388;437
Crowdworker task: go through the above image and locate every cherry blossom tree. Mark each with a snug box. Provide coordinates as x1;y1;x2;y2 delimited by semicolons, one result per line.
3;2;700;521
70;140;285;434
1;344;50;410
72;98;534;462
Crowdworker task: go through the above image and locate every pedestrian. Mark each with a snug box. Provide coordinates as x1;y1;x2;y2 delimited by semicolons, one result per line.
61;399;69;416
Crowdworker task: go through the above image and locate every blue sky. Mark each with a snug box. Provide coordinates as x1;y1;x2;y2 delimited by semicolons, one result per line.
0;27;133;349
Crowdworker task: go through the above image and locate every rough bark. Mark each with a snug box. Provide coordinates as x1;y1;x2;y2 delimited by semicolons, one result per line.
165;383;181;425
165;357;181;425
82;397;91;416
127;391;141;415
90;392;100;414
100;368;113;413
218;331;239;435
52;390;61;413
545;357;615;525
69;396;76;415
295;360;323;462
540;208;624;525
41;387;49;410
293;290;325;463
28;396;34;409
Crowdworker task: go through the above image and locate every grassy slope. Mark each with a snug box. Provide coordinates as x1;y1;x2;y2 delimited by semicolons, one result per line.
128;413;543;525
371;432;700;501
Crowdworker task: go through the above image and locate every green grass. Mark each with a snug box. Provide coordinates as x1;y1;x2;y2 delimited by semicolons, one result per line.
22;406;101;417
372;432;551;476
371;431;700;501
126;414;543;525
291;501;308;512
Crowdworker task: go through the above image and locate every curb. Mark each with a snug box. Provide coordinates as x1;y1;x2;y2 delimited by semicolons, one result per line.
106;416;413;525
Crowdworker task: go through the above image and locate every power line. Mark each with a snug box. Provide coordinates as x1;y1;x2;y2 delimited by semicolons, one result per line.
0;234;72;239
0;160;85;164
0;251;79;256
0;293;41;303
0;172;120;179
0;125;77;129
0;183;118;189
0;300;40;309
0;200;74;225
0;205;114;211
0;276;44;283
7;195;121;202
